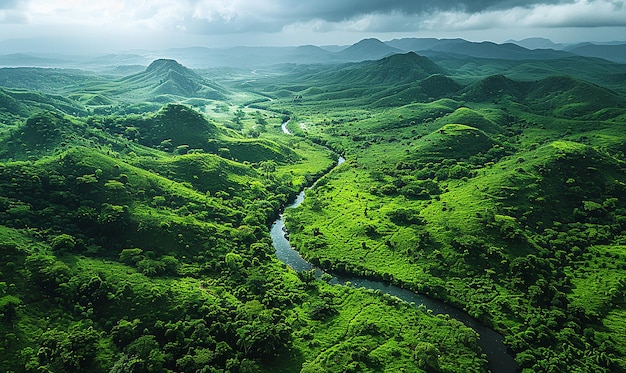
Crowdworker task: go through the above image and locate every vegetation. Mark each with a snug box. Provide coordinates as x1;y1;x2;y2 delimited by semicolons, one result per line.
267;59;626;372
1;45;625;372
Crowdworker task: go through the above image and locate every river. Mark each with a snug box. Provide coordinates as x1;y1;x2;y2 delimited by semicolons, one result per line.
281;119;291;134
270;155;519;372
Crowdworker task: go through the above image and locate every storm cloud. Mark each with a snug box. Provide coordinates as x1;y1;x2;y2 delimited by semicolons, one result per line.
159;0;626;34
0;0;624;52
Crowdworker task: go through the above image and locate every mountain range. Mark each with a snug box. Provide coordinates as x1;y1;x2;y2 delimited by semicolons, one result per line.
1;37;624;71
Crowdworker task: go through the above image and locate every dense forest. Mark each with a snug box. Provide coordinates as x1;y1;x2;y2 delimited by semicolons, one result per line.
0;39;625;372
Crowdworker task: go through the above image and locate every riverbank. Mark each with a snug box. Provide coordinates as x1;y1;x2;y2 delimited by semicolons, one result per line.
271;156;519;372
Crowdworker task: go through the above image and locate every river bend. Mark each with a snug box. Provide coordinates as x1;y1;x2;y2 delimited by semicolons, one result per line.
270;154;519;372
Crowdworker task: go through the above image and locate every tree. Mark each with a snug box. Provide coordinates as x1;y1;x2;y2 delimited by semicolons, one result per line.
119;248;145;266
0;295;21;322
125;335;165;372
414;342;441;372
36;324;100;372
50;233;76;252
225;252;244;270
259;160;276;178
236;319;291;358
25;253;71;296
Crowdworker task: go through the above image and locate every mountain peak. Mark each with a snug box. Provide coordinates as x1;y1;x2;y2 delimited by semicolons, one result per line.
344;38;392;51
118;58;226;101
145;59;188;74
354;38;386;45
339;38;403;61
378;52;446;74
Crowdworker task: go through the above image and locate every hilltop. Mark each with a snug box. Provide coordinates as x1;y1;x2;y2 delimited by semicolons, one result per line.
117;59;227;102
337;38;404;61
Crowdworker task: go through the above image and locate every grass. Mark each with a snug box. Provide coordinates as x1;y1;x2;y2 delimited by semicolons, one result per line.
1;51;625;372
264;63;626;371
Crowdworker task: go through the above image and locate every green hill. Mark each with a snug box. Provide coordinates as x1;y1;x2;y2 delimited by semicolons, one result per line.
419;74;464;99
0;87;87;120
0;111;89;160
414;123;495;161
1;46;625;373
337;38;403;61
126;103;221;149
118;59;227;102
461;74;626;120
324;52;446;86
461;74;529;101
493;140;626;228
526;76;626;118
135;152;259;194
436;107;500;133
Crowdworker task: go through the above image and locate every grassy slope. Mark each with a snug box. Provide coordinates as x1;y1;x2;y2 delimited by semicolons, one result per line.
0;90;489;373
266;67;626;372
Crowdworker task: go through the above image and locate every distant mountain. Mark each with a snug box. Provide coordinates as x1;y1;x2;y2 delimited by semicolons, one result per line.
0;67;99;93
338;38;404;61
275;52;452;106
2;37;626;71
462;74;626;119
386;38;462;52
0;53;70;68
162;45;342;69
335;52;445;85
290;45;338;63
387;38;572;60
564;43;626;63
118;59;227;101
0;86;87;119
83;53;151;68
0;52;149;70
506;38;566;50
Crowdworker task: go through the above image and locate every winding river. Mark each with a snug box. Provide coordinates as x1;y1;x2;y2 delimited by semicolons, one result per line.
270;152;519;372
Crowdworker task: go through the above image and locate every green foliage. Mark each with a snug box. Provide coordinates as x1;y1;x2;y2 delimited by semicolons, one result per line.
267;53;626;372
50;233;77;252
0;295;21;322
1;49;626;373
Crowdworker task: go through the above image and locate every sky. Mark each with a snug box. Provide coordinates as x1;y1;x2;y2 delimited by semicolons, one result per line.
0;0;625;53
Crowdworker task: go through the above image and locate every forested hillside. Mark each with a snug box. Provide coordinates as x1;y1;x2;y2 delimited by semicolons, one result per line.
260;53;626;372
1;43;625;373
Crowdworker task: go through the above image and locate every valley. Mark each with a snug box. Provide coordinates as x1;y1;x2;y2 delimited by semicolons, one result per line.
0;38;625;373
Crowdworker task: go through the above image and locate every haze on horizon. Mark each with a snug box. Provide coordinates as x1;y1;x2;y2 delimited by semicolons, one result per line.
1;0;625;54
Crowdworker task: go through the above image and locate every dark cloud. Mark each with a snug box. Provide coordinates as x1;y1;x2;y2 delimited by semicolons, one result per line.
179;0;587;36
1;0;623;52
261;0;567;22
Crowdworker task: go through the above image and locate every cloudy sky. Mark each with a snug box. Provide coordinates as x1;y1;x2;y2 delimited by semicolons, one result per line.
1;0;625;53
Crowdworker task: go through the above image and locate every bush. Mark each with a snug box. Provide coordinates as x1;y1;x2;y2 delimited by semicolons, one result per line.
50;234;76;252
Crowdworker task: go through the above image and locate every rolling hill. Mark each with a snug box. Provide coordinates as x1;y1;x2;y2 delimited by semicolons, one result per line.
564;43;626;63
117;59;227;102
0;41;625;373
461;74;626;120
